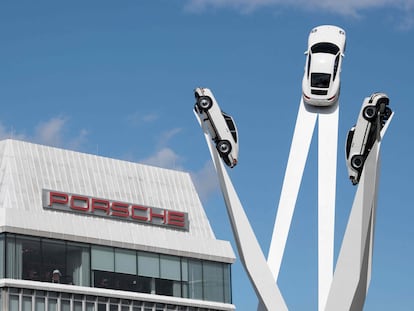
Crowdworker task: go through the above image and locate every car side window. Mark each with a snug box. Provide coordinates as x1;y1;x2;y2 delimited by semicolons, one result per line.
223;113;237;143
333;54;340;81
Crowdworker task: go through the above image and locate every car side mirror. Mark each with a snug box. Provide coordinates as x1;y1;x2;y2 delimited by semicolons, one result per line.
304;50;309;55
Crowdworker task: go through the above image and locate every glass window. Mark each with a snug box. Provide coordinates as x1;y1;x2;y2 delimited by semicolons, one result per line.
156;278;174;296
136;276;152;293
181;259;189;298
42;239;66;283
7;235;41;280
311;42;339;54
35;297;46;311
67;242;90;286
156;279;181;297
92;245;114;271
311;73;331;88
133;301;143;308
223;264;232;303
48;298;58;311
1;234;232;304
22;296;32;311
181;259;188;281
155;303;165;311
333;54;340;81
61;300;71;311
9;295;19;310
203;261;224;302
0;234;4;278
222;113;238;143
74;301;83;311
188;259;203;300
114;272;137;291
94;270;113;289
138;252;159;278
160;255;180;281
115;248;136;275
86;302;96;311
143;302;154;311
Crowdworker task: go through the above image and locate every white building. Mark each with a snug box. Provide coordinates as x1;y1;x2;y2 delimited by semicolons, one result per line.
0;139;236;311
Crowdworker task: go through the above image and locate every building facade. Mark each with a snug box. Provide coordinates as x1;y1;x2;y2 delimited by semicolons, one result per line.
0;139;236;311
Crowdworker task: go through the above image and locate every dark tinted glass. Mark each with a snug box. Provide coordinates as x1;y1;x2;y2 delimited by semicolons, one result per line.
311;73;331;88
311;42;340;54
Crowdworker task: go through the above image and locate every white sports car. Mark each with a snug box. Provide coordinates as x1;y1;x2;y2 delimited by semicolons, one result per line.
345;93;392;185
194;87;239;168
302;25;346;106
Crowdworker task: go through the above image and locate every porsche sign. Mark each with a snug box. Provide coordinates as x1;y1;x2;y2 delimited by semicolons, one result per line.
43;190;189;231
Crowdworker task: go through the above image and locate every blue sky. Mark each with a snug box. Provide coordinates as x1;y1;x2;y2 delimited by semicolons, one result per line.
1;1;413;310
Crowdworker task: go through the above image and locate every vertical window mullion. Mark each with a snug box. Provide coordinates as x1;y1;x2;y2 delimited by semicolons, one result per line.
40;239;44;282
180;258;182;298
201;261;204;301
89;245;92;287
64;241;67;282
113;248;116;273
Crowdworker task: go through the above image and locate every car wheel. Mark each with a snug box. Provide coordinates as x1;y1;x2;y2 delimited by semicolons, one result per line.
351;155;365;170
383;107;392;120
197;96;213;111
217;140;232;156
363;105;377;121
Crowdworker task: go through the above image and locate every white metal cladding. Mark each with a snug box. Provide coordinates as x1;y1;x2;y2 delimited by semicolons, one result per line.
0;139;235;263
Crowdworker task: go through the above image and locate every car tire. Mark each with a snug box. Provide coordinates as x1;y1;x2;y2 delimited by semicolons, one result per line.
383;107;392;120
197;96;213;111
363;105;377;121
351;155;365;170
217;140;232;156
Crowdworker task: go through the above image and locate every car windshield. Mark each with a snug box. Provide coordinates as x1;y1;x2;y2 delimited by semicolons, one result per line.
311;42;340;55
311;73;331;88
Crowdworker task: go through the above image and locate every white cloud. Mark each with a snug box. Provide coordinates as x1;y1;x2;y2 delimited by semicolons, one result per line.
32;116;89;150
157;128;183;148
34;116;67;147
140;148;220;201
67;128;89;151
0;116;88;151
127;112;159;126
190;160;220;201
185;0;414;16
0;122;26;141
141;147;184;170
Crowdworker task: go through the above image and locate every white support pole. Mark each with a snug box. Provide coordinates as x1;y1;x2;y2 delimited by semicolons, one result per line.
195;111;288;311
267;99;318;281
266;99;339;311
324;113;393;311
317;102;339;311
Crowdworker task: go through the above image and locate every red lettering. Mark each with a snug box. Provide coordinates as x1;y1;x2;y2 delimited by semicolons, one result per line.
167;211;186;227
111;202;129;218
131;205;148;221
149;209;166;224
70;195;89;211
49;191;68;206
44;190;188;230
91;198;110;214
